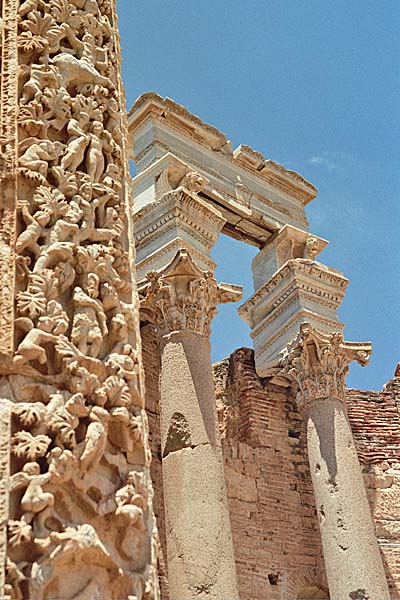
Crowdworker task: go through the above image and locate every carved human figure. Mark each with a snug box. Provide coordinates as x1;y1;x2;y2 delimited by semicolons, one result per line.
76;184;118;243
44;201;82;245
115;471;146;530
16;203;51;257
80;32;97;67
71;273;108;358
10;463;54;538
14;309;68;366
20;65;60;105
19;140;64;179
104;96;122;142
60;115;90;173
77;406;109;473
85;121;110;183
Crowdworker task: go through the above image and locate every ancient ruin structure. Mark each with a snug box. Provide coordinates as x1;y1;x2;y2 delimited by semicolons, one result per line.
129;93;400;600
0;1;157;598
0;2;399;600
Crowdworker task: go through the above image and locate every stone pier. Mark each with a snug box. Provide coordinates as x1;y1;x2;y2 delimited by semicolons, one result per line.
141;249;241;600
281;324;390;600
0;1;158;598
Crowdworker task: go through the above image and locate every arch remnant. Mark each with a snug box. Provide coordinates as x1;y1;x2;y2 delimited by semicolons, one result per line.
129;92;390;599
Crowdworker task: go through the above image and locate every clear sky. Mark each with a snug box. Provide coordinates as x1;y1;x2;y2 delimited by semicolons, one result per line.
117;1;400;390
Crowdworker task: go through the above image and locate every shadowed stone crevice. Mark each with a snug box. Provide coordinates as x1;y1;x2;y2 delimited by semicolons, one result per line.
349;589;369;600
163;412;192;458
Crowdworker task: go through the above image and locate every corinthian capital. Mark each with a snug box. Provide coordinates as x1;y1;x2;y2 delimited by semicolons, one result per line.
139;249;242;338
280;323;372;411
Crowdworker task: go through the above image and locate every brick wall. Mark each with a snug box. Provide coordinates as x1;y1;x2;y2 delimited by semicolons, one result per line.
141;324;400;600
347;374;400;599
214;349;328;600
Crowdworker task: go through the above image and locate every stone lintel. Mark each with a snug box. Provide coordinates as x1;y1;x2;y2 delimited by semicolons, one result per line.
139;249;242;338
128;93;314;247
239;259;348;376
129;94;317;203
133;188;226;277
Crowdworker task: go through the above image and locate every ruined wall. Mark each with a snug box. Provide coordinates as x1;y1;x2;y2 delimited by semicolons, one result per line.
143;320;400;599
215;350;400;600
347;375;400;599
214;349;328;600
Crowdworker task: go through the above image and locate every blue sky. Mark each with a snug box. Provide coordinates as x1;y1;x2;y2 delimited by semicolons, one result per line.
118;1;399;390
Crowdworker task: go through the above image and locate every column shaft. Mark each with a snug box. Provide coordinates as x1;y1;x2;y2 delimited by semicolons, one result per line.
140;249;241;600
306;397;389;600
281;325;389;600
160;332;239;600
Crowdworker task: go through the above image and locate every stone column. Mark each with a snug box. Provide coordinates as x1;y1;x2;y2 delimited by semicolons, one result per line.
141;249;241;600
0;1;158;598
281;324;389;600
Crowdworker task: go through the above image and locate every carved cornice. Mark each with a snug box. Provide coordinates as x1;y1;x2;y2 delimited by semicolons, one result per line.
139;249;242;338
279;323;372;411
129;94;317;205
240;259;348;317
133;189;225;248
133;189;224;226
136;238;217;275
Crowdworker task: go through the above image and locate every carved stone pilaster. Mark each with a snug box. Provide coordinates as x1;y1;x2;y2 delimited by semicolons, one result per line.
0;1;159;598
140;248;242;339
279;323;372;411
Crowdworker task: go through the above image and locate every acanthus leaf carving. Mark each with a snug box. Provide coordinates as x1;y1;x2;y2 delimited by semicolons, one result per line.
279;323;372;411
140;248;242;338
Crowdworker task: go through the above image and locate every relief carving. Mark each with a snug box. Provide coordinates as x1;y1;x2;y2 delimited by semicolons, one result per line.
2;0;158;597
140;248;242;338
279;323;372;411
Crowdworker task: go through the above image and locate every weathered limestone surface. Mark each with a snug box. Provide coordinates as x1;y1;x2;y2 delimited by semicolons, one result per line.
140;250;241;600
0;0;158;598
280;325;389;599
213;350;400;600
128;92;316;251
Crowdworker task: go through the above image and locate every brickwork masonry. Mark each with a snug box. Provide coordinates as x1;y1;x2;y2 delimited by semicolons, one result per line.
142;321;400;599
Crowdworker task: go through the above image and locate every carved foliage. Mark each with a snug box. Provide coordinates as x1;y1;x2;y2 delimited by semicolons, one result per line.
280;323;372;411
140;249;242;338
6;0;157;598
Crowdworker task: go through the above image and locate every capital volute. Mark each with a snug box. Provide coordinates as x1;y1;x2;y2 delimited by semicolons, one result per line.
279;323;372;412
139;249;242;338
